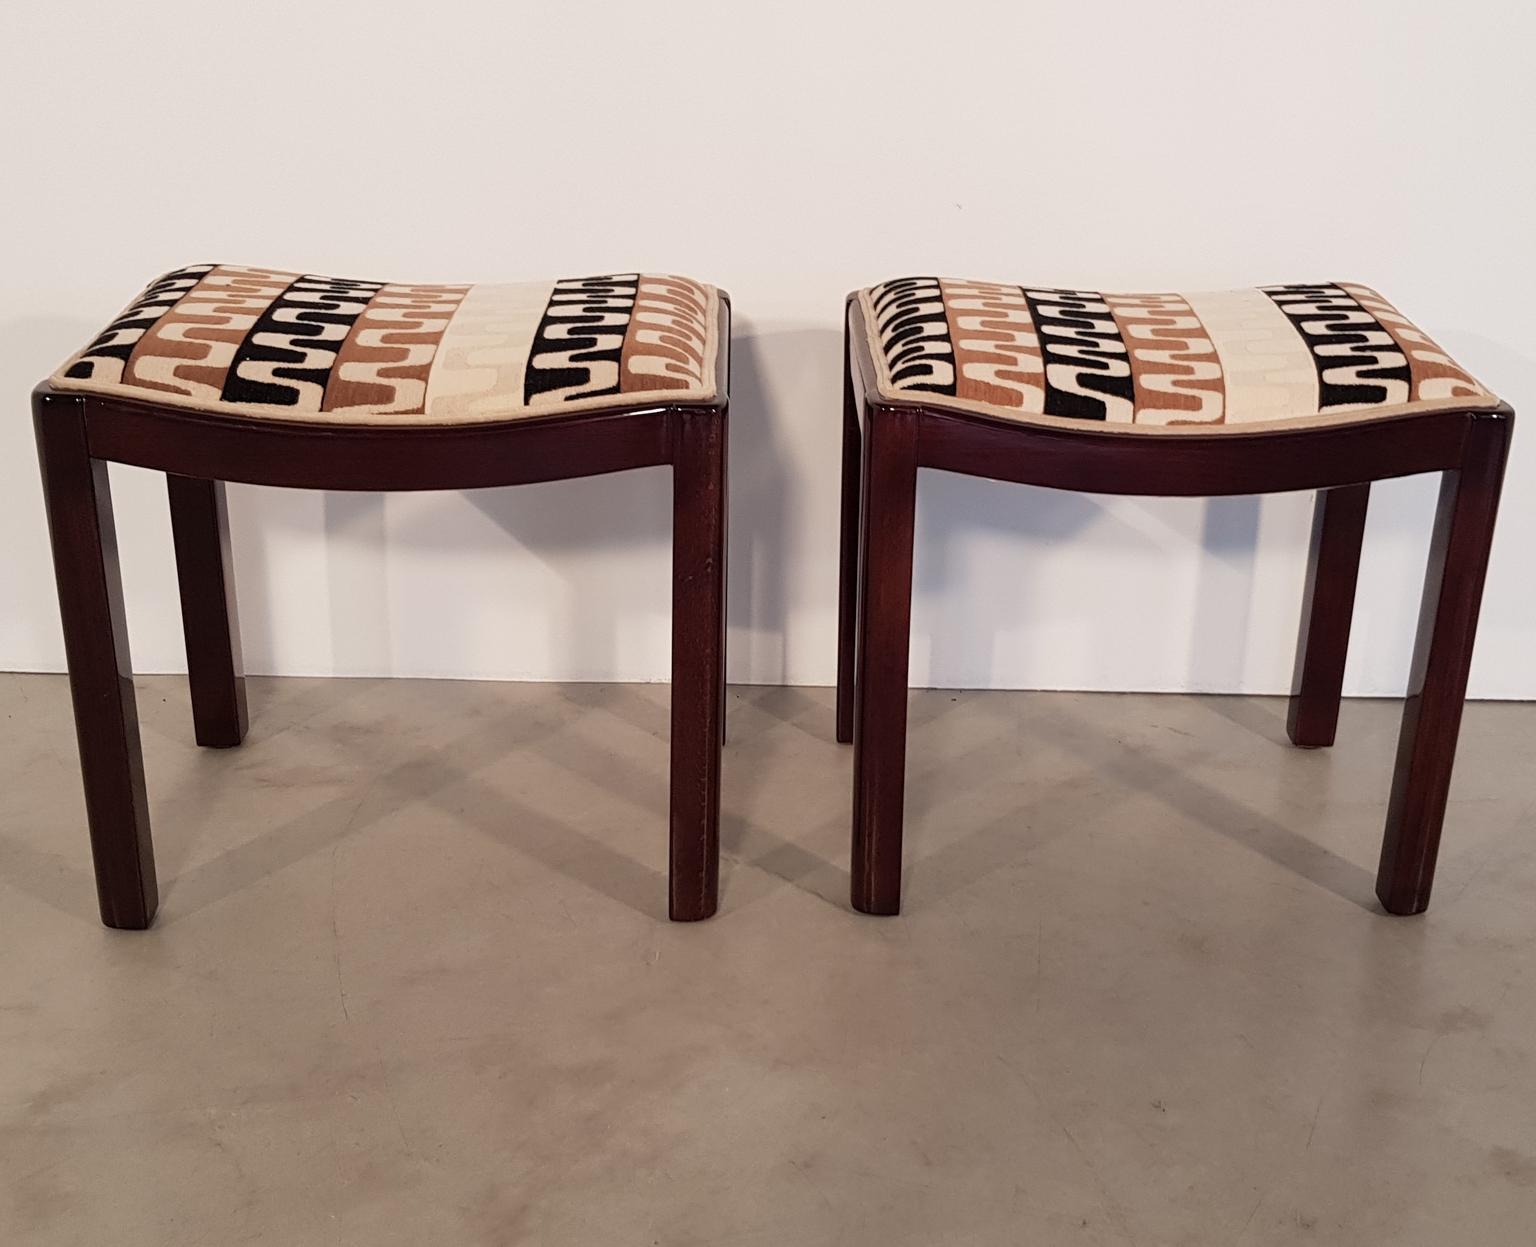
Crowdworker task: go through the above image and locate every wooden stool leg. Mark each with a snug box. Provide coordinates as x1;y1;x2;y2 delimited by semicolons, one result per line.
34;394;158;929
669;407;727;921
168;476;247;748
836;315;863;744
1377;415;1512;915
1288;483;1370;747
850;410;918;915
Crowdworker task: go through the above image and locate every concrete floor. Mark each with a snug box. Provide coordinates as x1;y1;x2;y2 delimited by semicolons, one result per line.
2;674;1534;1245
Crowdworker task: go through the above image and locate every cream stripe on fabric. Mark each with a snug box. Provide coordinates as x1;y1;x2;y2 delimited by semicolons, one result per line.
1182;288;1319;426
421;281;556;422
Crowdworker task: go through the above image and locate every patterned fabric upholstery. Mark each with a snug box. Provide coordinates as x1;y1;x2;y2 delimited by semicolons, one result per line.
861;278;1499;431
50;265;721;423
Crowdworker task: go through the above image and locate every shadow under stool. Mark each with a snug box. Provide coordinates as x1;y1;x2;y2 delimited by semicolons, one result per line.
35;264;729;928
836;278;1512;916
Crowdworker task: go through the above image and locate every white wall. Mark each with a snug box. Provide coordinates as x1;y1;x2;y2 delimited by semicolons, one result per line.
3;1;1533;696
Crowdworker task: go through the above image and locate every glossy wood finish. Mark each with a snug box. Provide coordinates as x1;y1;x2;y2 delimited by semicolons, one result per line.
837;297;1513;917
849;407;918;917
1288;483;1371;748
34;304;731;928
918;404;1471;497
1378;413;1511;914
33;391;157;928
168;476;247;748
85;396;675;493
668;407;728;921
836;301;863;745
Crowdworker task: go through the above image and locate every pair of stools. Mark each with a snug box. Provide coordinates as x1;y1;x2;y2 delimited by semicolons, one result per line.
34;265;1512;928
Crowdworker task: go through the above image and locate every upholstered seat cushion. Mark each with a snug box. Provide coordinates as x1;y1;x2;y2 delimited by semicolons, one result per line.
862;278;1499;432
50;265;722;423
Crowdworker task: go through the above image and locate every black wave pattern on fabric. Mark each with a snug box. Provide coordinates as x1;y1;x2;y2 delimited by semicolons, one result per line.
64;264;216;381
1023;288;1134;422
1263;283;1411;410
523;274;640;404
220;273;386;407
872;276;956;395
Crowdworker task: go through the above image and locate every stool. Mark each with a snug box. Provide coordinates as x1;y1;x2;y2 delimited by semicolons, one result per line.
838;278;1512;916
35;264;728;927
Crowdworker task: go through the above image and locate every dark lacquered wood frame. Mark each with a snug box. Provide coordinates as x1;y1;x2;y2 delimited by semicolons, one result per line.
34;302;731;929
836;294;1513;917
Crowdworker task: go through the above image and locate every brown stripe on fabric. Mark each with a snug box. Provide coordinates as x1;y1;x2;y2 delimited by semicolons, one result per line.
1104;292;1225;425
938;278;1045;412
1337;283;1491;405
123;266;297;401
618;275;711;394
322;283;471;414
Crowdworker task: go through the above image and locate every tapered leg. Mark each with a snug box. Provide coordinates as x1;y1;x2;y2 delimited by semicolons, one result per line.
168;476;247;748
34;393;158;929
1377;414;1512;915
850;409;919;915
1288;483;1370;747
669;406;727;921
836;313;863;744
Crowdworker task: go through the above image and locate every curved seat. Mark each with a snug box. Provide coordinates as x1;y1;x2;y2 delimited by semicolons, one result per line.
861;277;1499;432
51;264;722;424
